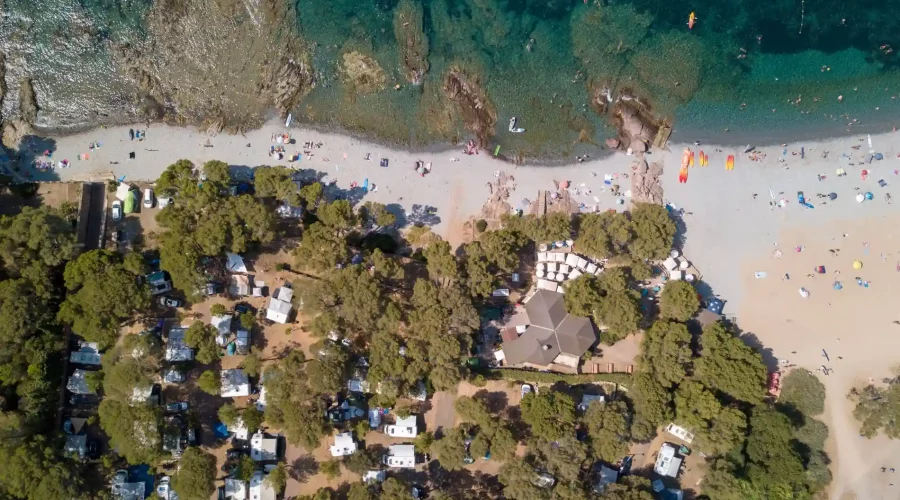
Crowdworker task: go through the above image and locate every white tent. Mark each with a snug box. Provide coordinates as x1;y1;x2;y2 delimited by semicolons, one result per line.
221;369;251;397
565;253;579;267
663;258;678;271
115;183;133;201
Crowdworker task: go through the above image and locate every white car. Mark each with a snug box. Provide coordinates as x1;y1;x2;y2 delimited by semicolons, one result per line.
521;384;533;398
111;469;128;496
368;408;382;429
143;188;154;208
111;200;122;221
157;476;179;500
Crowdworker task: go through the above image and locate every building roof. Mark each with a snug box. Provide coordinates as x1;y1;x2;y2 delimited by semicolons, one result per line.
249;471;276;500
226;253;248;273
384;444;416;468
501;289;597;366
67;369;95;395
266;298;292;324
65;434;87;459
329;432;357;457
224;478;247;500
250;433;278;461
165;327;194;362
385;415;418;438
211;315;233;336
221;369;251;397
230;275;251;296
70;342;101;365
593;464;619;493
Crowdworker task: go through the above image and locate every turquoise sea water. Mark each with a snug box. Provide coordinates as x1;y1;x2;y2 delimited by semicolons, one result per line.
3;0;900;156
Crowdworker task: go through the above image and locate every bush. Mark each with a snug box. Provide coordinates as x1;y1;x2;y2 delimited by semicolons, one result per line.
470;374;487;387
487;368;631;388
659;280;699;322
210;304;228;316
275;263;288;271
780;368;826;416
475;219;488;233
320;459;341;479
198;370;220;395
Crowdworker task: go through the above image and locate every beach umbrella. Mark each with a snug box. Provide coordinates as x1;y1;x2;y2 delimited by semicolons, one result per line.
865;192;874;200
856;194;865;203
853;260;863;270
828;192;837;200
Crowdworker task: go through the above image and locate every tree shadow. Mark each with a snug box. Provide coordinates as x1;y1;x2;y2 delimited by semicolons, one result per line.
289;454;319;483
9;134;61;183
407;204;441;226
734;329;779;371
385;203;408;228
473;389;509;414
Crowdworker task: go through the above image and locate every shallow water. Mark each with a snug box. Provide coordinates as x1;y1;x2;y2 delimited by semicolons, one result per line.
2;0;900;156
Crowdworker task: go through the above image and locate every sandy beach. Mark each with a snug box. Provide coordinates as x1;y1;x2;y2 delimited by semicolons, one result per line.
20;120;900;498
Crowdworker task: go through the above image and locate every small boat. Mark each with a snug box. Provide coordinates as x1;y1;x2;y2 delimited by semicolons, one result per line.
509;117;525;133
689;151;695;167
285;113;293;127
726;154;735;171
681;148;691;169
687;12;697;29
678;166;689;184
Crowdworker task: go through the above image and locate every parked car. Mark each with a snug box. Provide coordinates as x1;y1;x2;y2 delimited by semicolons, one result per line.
86;440;100;459
521;384;533;398
234;302;254;315
111;200;122;221
156;476;173;500
186;428;198;446
143;188;154;208
163;368;185;384
111;469;128;496
368;408;382;429
165;401;189;412
159;296;182;308
225;449;245;460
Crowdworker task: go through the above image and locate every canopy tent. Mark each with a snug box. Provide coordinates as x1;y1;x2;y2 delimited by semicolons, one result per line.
123;190;136;213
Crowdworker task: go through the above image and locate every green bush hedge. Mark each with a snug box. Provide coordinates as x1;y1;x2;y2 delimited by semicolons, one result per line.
485;368;631;388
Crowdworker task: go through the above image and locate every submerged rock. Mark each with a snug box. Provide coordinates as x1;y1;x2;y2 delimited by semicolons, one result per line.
339;51;387;94
442;66;497;147
393;0;430;85
18;78;38;125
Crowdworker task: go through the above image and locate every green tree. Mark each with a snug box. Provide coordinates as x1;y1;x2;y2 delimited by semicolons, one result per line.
702;459;761;500
294;222;350;271
479;229;526;273
235;455;256;482
300;266;389;337
596;290;642;344
242;406;265;432
639;321;691;387
0;206;77;297
584;400;632;462
538;212;572;242
174;447;217;500
263;351;328;449
381;477;415;500
98;399;162;464
197;370;220;395
308;345;349;394
218;403;240;426
239;311;256;330
254;166;300;204
319;459;341;479
674;381;722;430
694;321;767;404
210;303;228;316
780;368;826;417
628;203;675;260
57;250;150;347
535;435;587;483
745;406;807;494
849;382;900;438
489;425;518;461
423;240;459;285
299;182;324;208
702;407;748;456
359;201;397;228
241;351;262;378
184;322;219;364
601;476;657;500
455;396;493;427
575;211;633;260
630;372;674;441
520;391;576;442
265;463;288;494
347;483;374;500
658;280;698;322
498;457;547;500
317;200;357;232
794;417;828;452
343;449;377;474
432;427;470;471
0;436;86;500
414;431;435;453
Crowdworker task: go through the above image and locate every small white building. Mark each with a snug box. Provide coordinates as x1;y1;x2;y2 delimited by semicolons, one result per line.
653;443;683;478
249;471;277;500
266;286;293;324
221;369;251;398
224;478;248;500
165;327;194;362
69;341;101;366
385;415;418;438
330;432;357;457
383;444;416;468
250;433;279;462
212;314;233;345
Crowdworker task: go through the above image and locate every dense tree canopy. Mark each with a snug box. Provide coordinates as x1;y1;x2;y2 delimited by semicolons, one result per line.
849;382;900;438
174;447;217;500
745;405;808;495
639;320;691;388
253;165;300;204
98;399;162;464
294;222;350;272
432;426;470;470
520;391;576;442
628;203;676;260
694;322;767;404
658;280;699;322
780;368;826;417
263;351;328;449
0;206;78;298
584;400;632;462
575;211;633;260
0;435;86;500
57;250;150;347
563;273;640;344
183;322;219;365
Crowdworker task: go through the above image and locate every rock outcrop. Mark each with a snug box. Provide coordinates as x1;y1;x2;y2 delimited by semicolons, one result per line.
630;157;664;205
18;78;38;125
393;0;430;85
339;52;387;94
611;93;659;154
442;66;497;147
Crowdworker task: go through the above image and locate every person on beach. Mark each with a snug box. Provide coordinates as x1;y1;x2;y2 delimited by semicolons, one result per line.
129;128;134;141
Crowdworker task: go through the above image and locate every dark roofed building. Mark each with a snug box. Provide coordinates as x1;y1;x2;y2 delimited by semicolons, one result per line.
500;289;597;369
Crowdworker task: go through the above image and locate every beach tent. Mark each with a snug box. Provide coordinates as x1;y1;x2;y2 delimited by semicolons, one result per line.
115;183;133;201
123;190;136;213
